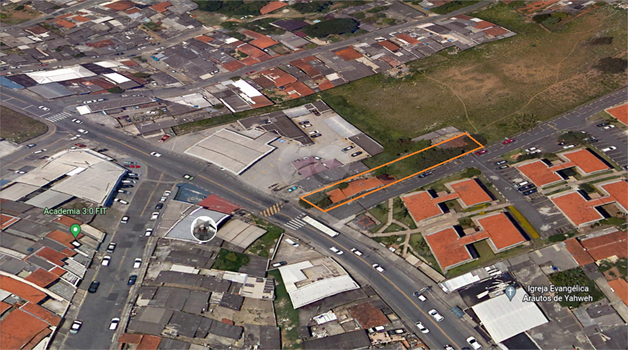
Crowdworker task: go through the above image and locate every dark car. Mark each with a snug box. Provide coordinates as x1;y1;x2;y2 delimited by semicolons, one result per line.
342;145;355;152
523;189;537;195
25;143;36;148
155;203;163;210
351;151;363;157
298;121;310;125
418;171;432;178
518;184;536;191
496;165;509;170
272;261;287;268
127;275;137;285
120;184;134;188
596;123;609;127
311;133;322;138
494;160;507;165
88;281;100;293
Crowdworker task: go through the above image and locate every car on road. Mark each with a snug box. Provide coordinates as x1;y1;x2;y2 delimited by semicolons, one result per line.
272;261;287;268
133;258;142;269
466;337;482;350
101;256;111;266
71;119;83;124
300;124;312;128
38;105;50;111
150;212;160;220
106;243;116;253
15;170;26;174
342;145;355;152
25;143;36;148
372;264;385;273
150;152;161;157
88;281;100;293
33;148;47;154
418;171;432;178
70;320;82;334
163;190;171;196
351;151;363;157
298;121;310;125
287;185;298;192
444;345;455;350
428;309;444;322
120;216;129;224
350;248;363;256
494;160;507;165
413;292;427;301
114;198;129;205
522;189;537;196
158;134;170;142
77;129;88;134
69;135;80;141
109;318;120;331
155;203;164;210
602;146;617;152
415;322;429;334
329;246;343;255
123;161;137;165
183;174;194;180
562;144;575;149
144;228;153;237
127;172;139;177
502;139;515;144
603;124;615;130
311;133;322;138
474;149;487;155
495;165;509;170
128;275;137;285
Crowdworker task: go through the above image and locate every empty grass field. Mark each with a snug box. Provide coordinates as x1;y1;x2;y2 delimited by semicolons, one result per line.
321;3;627;148
0;106;48;143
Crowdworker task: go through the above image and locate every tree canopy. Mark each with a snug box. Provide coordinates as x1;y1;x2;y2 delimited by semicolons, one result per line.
302;18;360;38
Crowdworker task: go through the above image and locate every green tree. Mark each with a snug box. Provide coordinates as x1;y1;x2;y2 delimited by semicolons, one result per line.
107;87;124;93
302;18;360;38
291;1;332;13
558;131;588;145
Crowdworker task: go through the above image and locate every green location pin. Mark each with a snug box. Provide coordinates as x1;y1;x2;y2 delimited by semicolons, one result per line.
70;224;81;239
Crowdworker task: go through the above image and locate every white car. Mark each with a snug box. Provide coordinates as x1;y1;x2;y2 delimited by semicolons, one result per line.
38;106;50;111
150;152;161;157
150;212;159;220
109;318;120;330
77;129;88;134
329;246;344;255
372;264;385;273
562;144;575;149
114;198;128;205
163;190;171;197
159;196;167;203
285;238;299;247
69;135;80;141
71;119;83;124
33;148;47;154
300;124;312;128
308;130;320;135
602;146;617;152
603;125;616;129
133;258;142;268
144;228;153;237
70;320;82;334
101;256;111;266
120;216;129;224
466;336;483;350
524;147;538;153
350;248;363;256
415;322;429;334
428;309;444;322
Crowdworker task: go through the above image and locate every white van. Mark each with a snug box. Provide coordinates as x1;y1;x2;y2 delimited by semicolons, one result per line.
285;238;299;247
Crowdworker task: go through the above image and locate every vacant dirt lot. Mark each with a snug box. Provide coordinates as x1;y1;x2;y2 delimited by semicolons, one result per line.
0;106;48;143
322;3;627;144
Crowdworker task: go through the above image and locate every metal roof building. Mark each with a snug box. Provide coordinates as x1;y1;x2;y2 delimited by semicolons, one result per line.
472;288;548;343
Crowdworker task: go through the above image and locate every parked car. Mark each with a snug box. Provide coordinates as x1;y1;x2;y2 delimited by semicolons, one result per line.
351;151;363;157
75;143;87;148
285;238;299;247
522;189;537;195
308;130;320;135
114;198;129;205
150;212;159;220
133;258;142;268
163;190;171;197
300;124;312;128
602;146;617;152
329;246;344;255
121;180;136;184
159;196;167;203
88;281;100;293
120;216;129;224
474;149;487;155
428;309;444;322
155;203;163;210
77;129;88;134
38;105;50;111
524;147;538;153
127;275;138;286
494;160;507;165
106;243;116;253
496;165;509;170
311;133;322;138
413;292;427;301
563;144;575;149
101;256;111;266
109;318;120;330
272;261;287;268
596;122;609;127
518;184;536;192
342;145;355;152
158;135;170;142
350;248;363;256
466;337;482;350
71;119;83;124
418;171;432;178
25;143;36;148
298;121;310;125
372;264;385;273
70;320;83;334
415;322;429;334
603;125;616;130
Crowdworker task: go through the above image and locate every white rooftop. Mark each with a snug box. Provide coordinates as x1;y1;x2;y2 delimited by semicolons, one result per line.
26;65;96;84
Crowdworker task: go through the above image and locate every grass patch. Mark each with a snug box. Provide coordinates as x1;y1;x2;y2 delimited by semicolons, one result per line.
409;233;442;273
598;258;627;277
430;0;480;14
369;202;389;224
0;106;48;143
320;3;627;146
246;217;284;258
212;248;250;272
373;234;404;246
0;4;41;25
548;268;605;308
548;229;578;243
393;197;417;229
507;205;540;239
446;241;531;277
599;216;627;229
383;223;405;233
268;270;300;349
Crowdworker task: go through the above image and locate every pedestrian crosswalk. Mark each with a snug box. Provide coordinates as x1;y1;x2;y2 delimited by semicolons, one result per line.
45;111;72;123
284;214;306;230
260;202;284;217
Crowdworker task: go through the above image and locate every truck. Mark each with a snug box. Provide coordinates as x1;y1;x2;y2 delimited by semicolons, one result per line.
302;216;339;237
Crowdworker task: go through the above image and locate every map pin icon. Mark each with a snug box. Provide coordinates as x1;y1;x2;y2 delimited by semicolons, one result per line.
70;224;81;239
505;286;516;301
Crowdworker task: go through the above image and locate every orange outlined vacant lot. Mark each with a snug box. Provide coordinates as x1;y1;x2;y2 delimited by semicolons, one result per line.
301;133;484;212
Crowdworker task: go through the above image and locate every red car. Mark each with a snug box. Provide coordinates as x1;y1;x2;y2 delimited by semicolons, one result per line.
475;149;487;155
158;135;170;143
502;139;515;145
74;143;87;148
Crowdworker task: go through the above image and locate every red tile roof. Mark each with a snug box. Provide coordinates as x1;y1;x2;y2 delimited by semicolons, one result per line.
483;27;508;37
72;15;91;22
335;47;362;61
284;81;314;99
476;212;526;250
137;335;162;350
290;58;322;78
150;1;171;12
0;309;50;350
378;40;400;52
552;180;627;227
606;103;628;125
104;1;136;11
198;194;240;214
0;301;12;315
260;1;288;14
237;43;267;58
20;302;61;326
120;60;139;67
394;34;420;45
46;230;78;248
515;160;566;187
24;269;59;288
250;37;279;50
1;213;20;230
561;149;610;174
600;180;628;212
607;279;628;307
26;26;48;35
347;302;389;329
222;60;245;72
402;191;458;224
251;95;274;108
473;20;495;29
316;78;334;90
240;56;259;66
0;276;47;304
194;35;214;43
124;7;141;14
580;229;628;260
447;178;492;208
90;39;115;48
564;238;594;266
55;20;76;28
259;67;297;87
380;55;401;67
119;333;143;344
36;247;66;266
